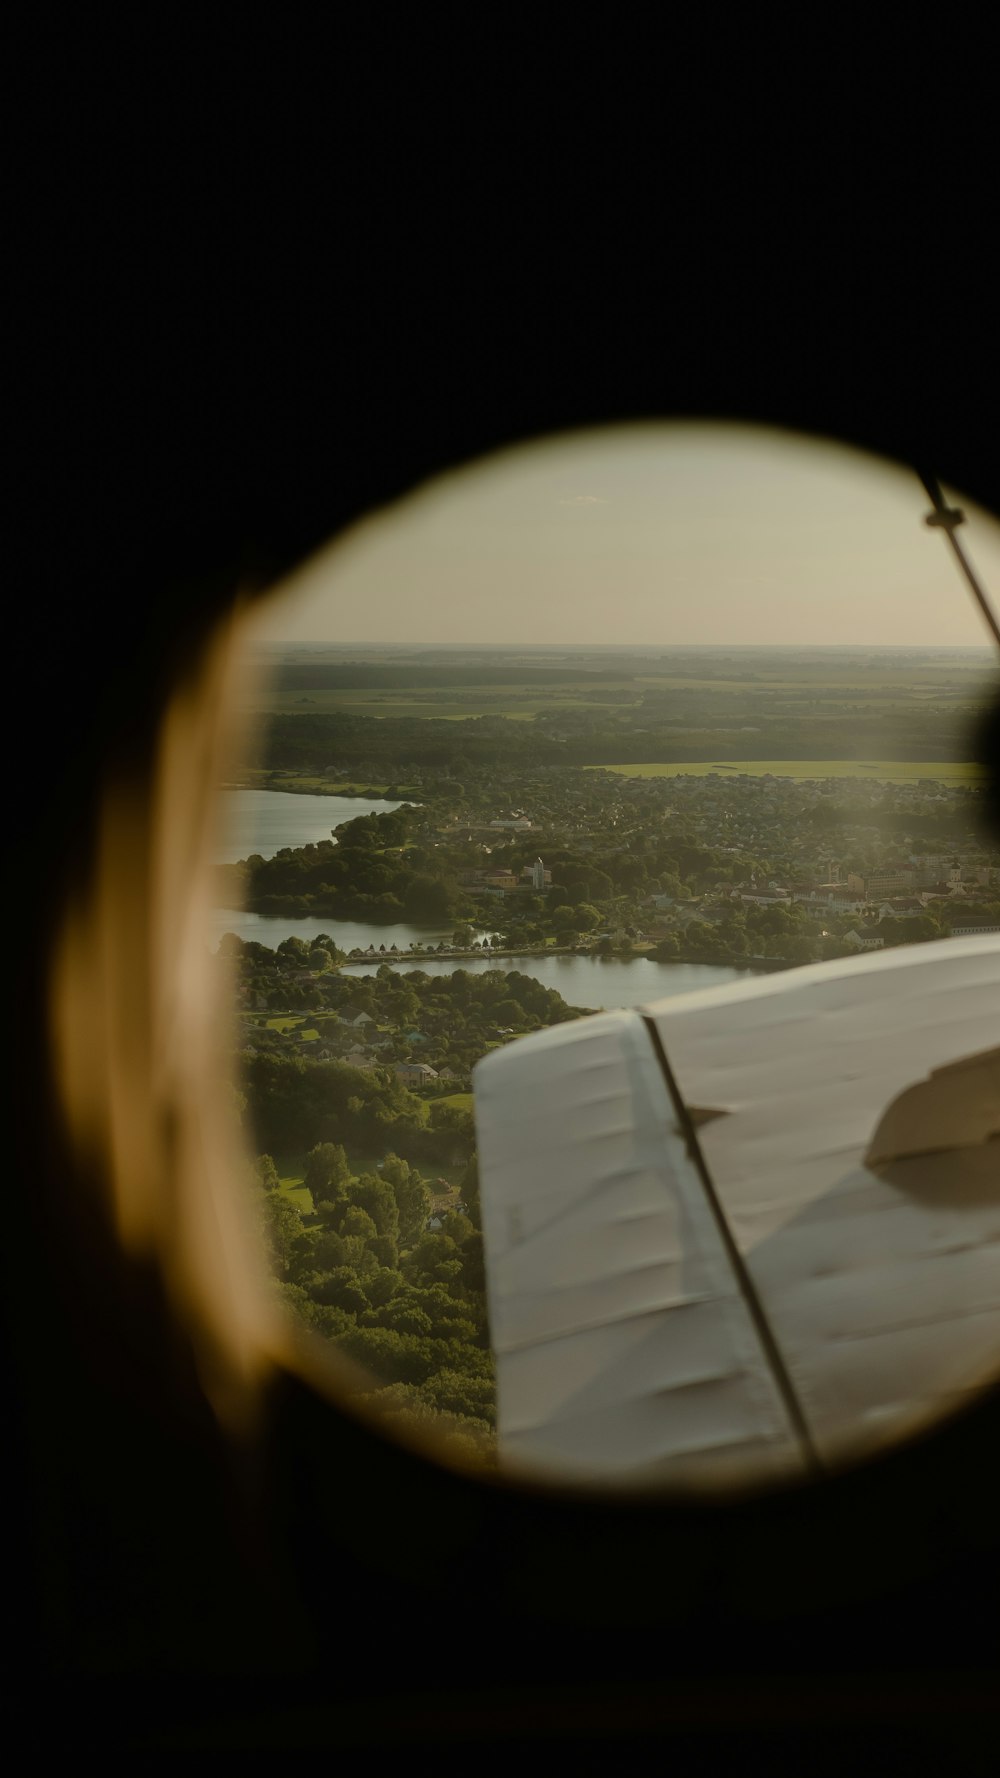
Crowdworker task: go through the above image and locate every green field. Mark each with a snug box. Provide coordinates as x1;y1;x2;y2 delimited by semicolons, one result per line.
277;1167;313;1214
438;1093;474;1113
239;771;427;798
240;689;601;719
592;760;986;784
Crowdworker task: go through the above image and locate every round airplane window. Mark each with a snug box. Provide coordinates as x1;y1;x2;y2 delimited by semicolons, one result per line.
54;420;1000;1493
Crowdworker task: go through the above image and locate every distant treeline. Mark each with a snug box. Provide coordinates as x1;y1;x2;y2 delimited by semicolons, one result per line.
272;664;628;691
258;711;977;773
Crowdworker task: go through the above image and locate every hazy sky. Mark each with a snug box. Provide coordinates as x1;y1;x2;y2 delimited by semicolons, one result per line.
247;423;1000;648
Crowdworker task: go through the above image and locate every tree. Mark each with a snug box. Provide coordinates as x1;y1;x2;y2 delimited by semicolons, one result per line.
248;1154;303;1277
461;1153;481;1229
554;902;599;935
375;1298;435;1338
253;1153;281;1194
403;1231;464;1292
379;1152;432;1248
277;935;311;963
332;1173;401;1267
304;1142;353;1210
310;1267;369;1315
362;1265;402;1309
261;1191;306;1278
491;998;524;1027
783;934;818;965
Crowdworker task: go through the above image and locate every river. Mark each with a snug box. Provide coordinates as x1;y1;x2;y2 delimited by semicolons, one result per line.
212;790;753;1011
209;907;751;1011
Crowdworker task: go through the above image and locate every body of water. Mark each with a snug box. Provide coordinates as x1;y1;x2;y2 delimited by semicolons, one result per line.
217;789;412;864
211;790;752;1011
211;908;495;954
343;951;753;1012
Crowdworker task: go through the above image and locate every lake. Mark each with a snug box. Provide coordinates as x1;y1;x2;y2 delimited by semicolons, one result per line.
341;951;753;1011
211;790;753;1011
211;908;495;954
216;788;412;864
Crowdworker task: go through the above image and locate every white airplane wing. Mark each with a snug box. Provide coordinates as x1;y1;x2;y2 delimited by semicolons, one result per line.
473;936;1000;1488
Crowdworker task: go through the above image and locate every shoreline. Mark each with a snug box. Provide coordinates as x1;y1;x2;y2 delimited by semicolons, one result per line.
338;944;787;973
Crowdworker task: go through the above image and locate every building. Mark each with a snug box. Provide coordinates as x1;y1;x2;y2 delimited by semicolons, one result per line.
734;888;790;906
341;1050;375;1070
489;816;533;831
876;898;926;920
522;858;551;891
864;867;916;899
393;1061;439;1085
468;869;521;898
844;928;886;951
796;884;865;913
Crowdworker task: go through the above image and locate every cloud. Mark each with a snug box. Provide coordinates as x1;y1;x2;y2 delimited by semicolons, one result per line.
557;493;607;507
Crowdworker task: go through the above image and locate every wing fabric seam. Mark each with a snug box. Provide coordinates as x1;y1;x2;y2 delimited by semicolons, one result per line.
639;1013;824;1479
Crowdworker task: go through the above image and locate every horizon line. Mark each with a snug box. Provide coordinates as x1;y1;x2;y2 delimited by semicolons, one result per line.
247;639;997;652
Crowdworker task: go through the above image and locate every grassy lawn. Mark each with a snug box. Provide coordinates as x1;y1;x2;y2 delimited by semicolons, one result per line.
429;1179;463;1212
265;1015;306;1032
276;1163;313;1215
591;760;986;784
438;1093;474;1112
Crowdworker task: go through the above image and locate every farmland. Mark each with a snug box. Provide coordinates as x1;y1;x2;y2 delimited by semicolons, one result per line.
594;760;986;784
245;645;998;783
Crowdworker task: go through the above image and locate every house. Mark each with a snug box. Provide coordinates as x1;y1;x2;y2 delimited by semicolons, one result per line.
876;898;925;921
394;1061;439;1085
844;927;886;951
342;1049;376;1070
338;1008;374;1028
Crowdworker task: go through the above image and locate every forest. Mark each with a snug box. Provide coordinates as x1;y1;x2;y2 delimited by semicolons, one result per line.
231;952;590;1457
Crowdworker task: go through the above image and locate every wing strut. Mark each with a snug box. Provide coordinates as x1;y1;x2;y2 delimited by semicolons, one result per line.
918;469;1000;651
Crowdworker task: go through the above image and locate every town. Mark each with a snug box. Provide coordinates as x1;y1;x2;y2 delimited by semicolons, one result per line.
221;764;1000;977
222;755;999;1461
